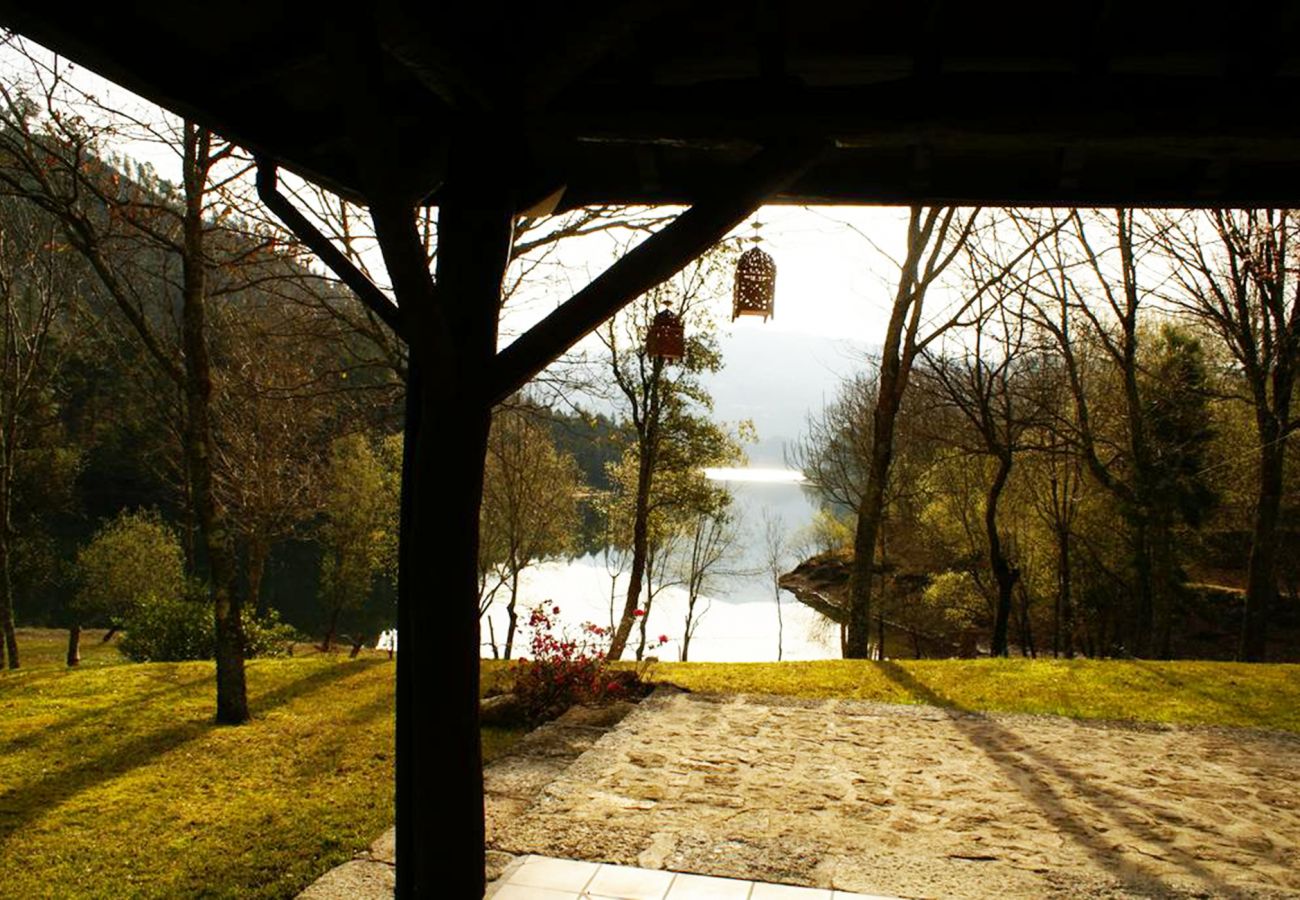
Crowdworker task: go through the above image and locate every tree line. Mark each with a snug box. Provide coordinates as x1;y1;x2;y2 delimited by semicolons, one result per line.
0;40;750;718
797;208;1300;663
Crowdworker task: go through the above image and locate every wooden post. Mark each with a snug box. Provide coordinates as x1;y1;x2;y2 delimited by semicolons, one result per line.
372;133;513;898
263;136;820;896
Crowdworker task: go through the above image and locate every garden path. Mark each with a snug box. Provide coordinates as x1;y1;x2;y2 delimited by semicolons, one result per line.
491;687;1300;899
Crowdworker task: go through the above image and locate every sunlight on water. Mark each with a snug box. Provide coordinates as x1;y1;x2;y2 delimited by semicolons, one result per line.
704;467;806;483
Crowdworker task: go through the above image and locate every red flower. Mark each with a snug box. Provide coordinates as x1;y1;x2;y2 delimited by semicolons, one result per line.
658;635;669;644
552;605;561;615
633;609;645;617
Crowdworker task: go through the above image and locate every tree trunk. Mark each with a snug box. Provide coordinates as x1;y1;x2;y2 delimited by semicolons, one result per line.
847;410;896;657
248;538;270;617
608;362;662;660
1242;439;1284;661
775;582;784;662
66;625;80;667
321;605;341;651
0;524;17;669
1150;518;1176;659
181;124;245;723
503;568;519;660
1130;517;1154;657
1018;582;1036;658
1058;525;1074;659
987;454;1017;657
635;564;655;661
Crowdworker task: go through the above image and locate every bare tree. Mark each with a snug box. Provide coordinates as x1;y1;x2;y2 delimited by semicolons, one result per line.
0;199;85;667
1155;209;1300;661
918;288;1038;656
843;207;1059;657
762;510;790;661
1024;210;1216;658
0;44;300;718
677;508;738;661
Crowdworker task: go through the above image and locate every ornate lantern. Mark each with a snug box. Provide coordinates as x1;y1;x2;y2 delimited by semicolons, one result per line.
733;221;776;322
645;302;685;362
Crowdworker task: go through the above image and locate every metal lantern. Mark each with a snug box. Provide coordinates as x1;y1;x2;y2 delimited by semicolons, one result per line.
646;303;685;362
733;222;776;322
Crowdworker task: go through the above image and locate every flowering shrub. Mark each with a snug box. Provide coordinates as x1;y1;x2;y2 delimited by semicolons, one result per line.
513;604;664;724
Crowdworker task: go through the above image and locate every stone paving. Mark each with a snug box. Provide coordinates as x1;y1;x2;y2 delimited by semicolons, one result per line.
487;854;895;899
491;688;1300;899
303;687;1300;899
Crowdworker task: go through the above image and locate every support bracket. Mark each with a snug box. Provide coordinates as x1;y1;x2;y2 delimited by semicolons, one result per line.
255;161;407;340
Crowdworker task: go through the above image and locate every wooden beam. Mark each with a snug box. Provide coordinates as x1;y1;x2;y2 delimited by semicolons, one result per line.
488;138;825;404
255;162;406;339
520;1;668;109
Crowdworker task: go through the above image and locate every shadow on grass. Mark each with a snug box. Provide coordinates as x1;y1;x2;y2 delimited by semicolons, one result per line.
0;659;388;844
1126;659;1293;731
0;670;211;757
876;661;1244;899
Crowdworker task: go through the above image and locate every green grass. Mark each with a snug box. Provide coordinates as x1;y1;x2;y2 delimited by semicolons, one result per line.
10;627;126;670
646;658;1300;732
0;630;524;899
5;631;1297;898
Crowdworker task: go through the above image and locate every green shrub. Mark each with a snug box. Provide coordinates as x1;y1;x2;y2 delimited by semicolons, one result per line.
118;586;212;662
120;583;304;663
244;608;300;658
75;509;186;628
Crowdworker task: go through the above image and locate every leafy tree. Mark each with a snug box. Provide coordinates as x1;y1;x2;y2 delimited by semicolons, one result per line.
602;410;742;659
72;509;185;661
478;404;582;659
317;433;399;651
599;248;740;660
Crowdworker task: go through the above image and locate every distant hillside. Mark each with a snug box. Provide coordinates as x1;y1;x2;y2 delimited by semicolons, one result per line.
704;328;873;467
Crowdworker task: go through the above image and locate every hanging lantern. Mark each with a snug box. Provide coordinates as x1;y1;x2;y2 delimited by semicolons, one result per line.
733;221;776;322
646;303;685;362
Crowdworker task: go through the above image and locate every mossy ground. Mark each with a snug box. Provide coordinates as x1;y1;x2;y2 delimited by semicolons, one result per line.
4;631;1298;898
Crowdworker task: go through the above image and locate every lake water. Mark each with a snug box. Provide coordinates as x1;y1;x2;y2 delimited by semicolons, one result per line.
480;471;842;662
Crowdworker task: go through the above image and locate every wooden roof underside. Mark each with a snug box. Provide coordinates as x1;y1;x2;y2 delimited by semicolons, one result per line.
4;2;1300;209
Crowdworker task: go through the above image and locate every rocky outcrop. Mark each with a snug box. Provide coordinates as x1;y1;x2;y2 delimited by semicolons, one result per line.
778;550;931;623
779;550;959;657
777;550;854;623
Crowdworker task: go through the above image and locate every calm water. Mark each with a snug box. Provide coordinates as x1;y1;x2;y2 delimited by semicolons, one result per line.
480;472;840;662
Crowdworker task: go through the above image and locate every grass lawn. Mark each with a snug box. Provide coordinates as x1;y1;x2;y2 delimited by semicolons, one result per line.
0;630;523;899
4;632;1299;898
646;657;1300;732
